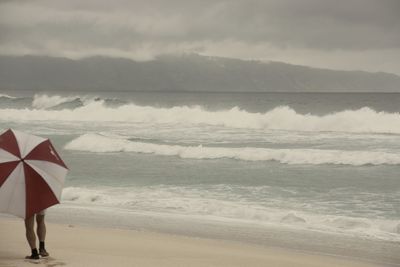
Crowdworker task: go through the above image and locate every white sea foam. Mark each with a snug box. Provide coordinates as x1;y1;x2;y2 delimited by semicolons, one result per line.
64;133;400;165
2;99;400;134
61;186;400;242
0;94;16;99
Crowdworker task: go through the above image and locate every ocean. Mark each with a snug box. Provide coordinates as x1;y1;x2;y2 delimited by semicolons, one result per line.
1;90;399;264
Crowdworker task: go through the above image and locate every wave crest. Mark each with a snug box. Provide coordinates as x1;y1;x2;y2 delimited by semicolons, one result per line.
64;134;400;166
1;98;400;134
32;94;79;109
0;94;16;99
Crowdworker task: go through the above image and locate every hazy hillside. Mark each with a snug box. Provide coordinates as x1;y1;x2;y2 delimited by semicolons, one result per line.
1;54;400;92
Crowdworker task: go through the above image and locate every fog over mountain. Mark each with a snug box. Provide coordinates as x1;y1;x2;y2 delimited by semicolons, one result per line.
1;1;399;91
1;54;400;92
1;0;400;75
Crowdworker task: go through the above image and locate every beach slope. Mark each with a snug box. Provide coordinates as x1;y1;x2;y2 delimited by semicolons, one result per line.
0;218;386;267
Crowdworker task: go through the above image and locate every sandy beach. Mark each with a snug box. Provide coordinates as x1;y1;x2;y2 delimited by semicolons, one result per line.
0;218;389;267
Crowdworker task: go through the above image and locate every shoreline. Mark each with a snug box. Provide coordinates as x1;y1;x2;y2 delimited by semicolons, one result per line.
44;204;400;265
0;217;397;267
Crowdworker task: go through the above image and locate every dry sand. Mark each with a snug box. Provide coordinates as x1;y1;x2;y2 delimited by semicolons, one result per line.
0;218;387;267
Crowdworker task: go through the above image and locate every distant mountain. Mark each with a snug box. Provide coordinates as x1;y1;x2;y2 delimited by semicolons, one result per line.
1;54;400;92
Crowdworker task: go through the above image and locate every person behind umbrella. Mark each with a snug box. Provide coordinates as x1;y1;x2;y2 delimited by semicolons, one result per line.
0;129;68;260
25;209;49;259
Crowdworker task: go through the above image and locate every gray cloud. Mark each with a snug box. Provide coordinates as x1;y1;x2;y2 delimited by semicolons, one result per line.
1;0;399;73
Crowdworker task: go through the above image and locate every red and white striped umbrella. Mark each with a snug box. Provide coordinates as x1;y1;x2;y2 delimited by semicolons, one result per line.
0;129;68;219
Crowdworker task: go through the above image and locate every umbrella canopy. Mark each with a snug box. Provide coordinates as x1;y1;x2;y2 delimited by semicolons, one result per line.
0;129;68;219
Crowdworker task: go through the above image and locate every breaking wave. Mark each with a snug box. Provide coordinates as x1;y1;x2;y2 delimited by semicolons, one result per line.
1;99;400;134
64;134;400;166
32;94;80;109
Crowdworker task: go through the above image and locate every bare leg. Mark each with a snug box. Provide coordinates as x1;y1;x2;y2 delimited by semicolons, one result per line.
36;214;46;242
24;216;36;250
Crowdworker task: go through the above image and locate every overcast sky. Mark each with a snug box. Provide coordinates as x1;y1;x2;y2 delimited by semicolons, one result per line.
1;0;399;74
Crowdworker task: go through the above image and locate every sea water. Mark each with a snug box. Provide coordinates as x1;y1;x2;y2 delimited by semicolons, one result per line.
1;91;399;263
